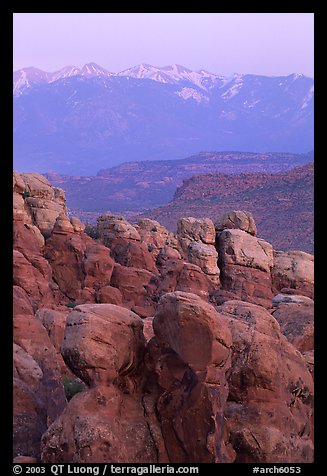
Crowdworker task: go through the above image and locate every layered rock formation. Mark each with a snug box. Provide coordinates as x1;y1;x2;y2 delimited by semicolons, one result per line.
217;227;274;308
177;217;220;285
13;172;314;463
14;172;67;237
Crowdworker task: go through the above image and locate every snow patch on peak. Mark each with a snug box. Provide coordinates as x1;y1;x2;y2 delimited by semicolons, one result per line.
13;67;51;94
221;76;244;99
50;66;80;82
301;85;314;110
118;63;227;90
292;73;305;80
167;64;192;74
80;63;113;77
175;87;209;104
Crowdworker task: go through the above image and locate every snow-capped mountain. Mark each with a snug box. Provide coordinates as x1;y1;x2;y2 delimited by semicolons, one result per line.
79;63;114;78
13;63;113;95
13;67;52;94
13;63;314;175
117;63;226;90
13;62;228;95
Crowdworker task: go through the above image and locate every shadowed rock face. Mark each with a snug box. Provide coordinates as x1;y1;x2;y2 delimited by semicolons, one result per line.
272;302;314;353
13;215;58;311
41;385;160;463
13;172;314;463
148;291;235;463
44;229;115;303
41;305;162;463
13;314;67;459
218;300;314;463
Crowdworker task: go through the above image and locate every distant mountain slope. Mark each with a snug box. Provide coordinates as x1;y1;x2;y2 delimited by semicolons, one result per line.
140;162;314;253
45;150;313;214
14;63;314;175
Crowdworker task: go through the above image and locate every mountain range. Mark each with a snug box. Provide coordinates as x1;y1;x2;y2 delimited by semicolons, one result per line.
13;62;314;175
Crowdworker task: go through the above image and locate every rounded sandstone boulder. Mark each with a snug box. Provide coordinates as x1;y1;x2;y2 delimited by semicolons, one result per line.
153;291;232;380
177;217;216;249
61;304;146;386
215;210;257;236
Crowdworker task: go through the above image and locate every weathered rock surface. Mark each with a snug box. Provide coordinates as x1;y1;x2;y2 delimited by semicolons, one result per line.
13;285;34;318
13;171;26;194
44;232;114;303
187;241;220;284
215;210;257;236
13;218;56;310
218;229;273;272
41;385;159;463
44;234;86;301
209;289;241;306
177;217;216;249
110;264;158;317
18;173;67;237
97;215;158;273
41;304;163;463
156;246;181;266
97;215;141;245
302;351;314;377
177;217;220;284
35;308;71;377
142;317;154;342
147;291;235;463
52;212;75;235
96;285;123;306
12;171;315;464
13;313;67;460
83;242;115;291
272;302;314;353
272;250;314;299
158;260;210;300
136;219;178;258
61;304;145;386
272;294;314;307
13;250;54;311
110;239;157;272
70;216;85;233
217;229;274;307
218;300;314;463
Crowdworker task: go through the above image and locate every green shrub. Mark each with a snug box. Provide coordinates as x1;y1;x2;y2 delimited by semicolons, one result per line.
65;301;77;309
63;376;85;401
22;190;30;199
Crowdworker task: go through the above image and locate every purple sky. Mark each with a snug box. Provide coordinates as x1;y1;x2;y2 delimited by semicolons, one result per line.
13;13;314;77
